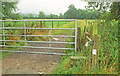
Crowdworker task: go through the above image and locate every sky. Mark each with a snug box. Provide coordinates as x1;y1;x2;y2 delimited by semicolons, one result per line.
17;0;88;15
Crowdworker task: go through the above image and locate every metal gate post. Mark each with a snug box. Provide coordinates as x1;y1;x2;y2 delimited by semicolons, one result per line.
49;21;51;48
75;20;77;53
24;21;27;51
3;22;5;50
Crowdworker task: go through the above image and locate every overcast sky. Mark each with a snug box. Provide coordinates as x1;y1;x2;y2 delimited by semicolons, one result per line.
17;0;88;15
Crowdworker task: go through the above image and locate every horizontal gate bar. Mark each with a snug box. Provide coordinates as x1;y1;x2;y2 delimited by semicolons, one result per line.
0;28;75;30
0;19;76;22
0;35;75;38
0;40;75;44
0;50;68;55
0;45;75;50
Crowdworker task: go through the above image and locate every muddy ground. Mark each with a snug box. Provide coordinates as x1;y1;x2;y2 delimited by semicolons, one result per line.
1;37;69;74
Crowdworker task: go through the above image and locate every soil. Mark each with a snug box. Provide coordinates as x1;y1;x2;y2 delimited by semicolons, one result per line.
1;37;69;74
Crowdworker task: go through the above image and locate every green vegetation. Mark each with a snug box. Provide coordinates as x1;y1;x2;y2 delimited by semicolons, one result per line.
53;20;118;74
23;4;101;19
1;0;23;20
39;11;46;19
87;2;120;21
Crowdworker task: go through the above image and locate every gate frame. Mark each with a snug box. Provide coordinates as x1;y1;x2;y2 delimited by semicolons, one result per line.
0;19;77;55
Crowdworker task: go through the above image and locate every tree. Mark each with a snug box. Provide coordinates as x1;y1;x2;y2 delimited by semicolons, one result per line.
86;1;119;21
9;13;23;20
1;0;22;20
64;4;78;19
86;2;111;19
77;9;88;19
76;8;101;19
28;13;34;18
110;2;120;20
86;2;111;13
48;14;58;19
39;11;45;19
87;2;120;21
59;13;64;19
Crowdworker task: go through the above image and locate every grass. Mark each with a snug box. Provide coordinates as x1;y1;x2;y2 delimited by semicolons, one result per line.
53;19;118;74
52;20;87;35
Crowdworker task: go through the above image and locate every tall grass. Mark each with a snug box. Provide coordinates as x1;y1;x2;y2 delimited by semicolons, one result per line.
53;20;118;74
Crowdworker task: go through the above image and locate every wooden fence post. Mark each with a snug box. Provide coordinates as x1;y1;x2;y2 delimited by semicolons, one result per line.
52;21;53;28
58;21;59;27
77;27;81;51
40;21;42;28
92;35;100;74
89;24;93;39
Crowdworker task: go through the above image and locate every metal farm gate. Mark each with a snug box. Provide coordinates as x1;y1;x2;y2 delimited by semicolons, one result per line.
0;19;77;55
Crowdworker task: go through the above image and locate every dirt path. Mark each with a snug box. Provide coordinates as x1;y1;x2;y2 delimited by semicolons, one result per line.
2;37;69;74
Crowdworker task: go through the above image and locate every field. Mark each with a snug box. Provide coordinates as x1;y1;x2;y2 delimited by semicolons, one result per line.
0;19;118;74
